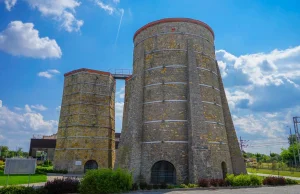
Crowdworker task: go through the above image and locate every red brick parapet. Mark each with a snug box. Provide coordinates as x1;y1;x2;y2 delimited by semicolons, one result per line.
64;68;112;77
133;18;214;41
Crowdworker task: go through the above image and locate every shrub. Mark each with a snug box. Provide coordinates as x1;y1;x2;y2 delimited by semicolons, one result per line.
226;174;262;186
179;184;188;188
146;184;153;190
225;174;235;185
43;160;52;166
139;181;147;190
263;177;286;186
210;179;219;187
79;168;132;194
160;182;168;189
0;186;36;194
0;160;4;166
131;183;138;190
44;178;79;194
286;178;298;185
187;183;197;188
0;165;4;171
35;167;67;175
198;178;209;187
249;175;263;186
217;179;227;187
167;185;175;189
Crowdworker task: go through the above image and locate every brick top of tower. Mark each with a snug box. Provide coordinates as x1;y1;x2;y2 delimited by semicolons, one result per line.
64;68;112;77
133;18;214;41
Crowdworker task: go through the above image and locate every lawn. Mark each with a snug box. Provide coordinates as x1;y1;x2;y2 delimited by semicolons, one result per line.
0;170;47;186
247;168;300;178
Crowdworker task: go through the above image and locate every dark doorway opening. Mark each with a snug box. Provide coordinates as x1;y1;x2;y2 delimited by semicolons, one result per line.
151;160;176;184
221;161;227;179
84;160;98;173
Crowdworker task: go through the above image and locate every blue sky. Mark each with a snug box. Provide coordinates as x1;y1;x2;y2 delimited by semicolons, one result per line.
0;0;300;154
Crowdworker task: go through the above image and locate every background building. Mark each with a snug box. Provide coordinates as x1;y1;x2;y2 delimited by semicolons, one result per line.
29;133;121;162
116;18;246;184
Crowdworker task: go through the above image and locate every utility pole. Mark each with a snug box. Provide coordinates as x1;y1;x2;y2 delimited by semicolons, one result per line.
288;126;297;167
240;136;249;153
293;117;300;166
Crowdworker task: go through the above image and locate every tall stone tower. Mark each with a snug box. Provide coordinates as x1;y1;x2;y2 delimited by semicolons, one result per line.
116;18;246;184
54;68;116;173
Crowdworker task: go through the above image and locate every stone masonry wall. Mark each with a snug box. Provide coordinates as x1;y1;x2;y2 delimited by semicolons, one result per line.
54;69;115;173
117;18;246;184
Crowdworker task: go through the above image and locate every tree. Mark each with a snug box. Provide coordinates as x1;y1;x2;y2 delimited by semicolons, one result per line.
280;143;300;165
288;135;297;146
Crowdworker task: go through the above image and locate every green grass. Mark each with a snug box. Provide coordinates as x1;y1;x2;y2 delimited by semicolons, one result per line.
0;170;46;186
247;168;300;178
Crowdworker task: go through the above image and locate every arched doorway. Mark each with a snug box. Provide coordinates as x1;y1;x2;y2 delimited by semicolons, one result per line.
84;160;98;173
151;160;176;184
221;162;227;179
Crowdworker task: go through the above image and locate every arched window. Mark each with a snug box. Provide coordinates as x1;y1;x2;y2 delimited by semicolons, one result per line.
84;160;98;173
151;160;176;184
221;161;227;179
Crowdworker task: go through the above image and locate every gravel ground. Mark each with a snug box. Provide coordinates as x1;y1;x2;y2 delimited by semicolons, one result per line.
127;185;300;194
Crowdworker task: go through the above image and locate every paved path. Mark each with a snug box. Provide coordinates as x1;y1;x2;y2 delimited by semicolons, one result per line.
128;185;300;194
248;172;300;180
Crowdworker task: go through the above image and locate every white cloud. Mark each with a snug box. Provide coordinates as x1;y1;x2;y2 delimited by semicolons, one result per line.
26;0;83;32
38;69;60;78
0;134;4;140
116;87;125;99
24;104;32;113
0;100;2;108
0;104;58;150
95;0;114;15
4;0;17;11
14;107;22;111
216;46;300;87
0;21;62;58
112;0;119;4
30;104;47;111
225;89;253;110
115;102;123;120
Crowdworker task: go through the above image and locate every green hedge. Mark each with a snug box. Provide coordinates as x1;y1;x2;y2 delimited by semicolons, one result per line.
35;168;67;175
226;174;263;186
0;186;45;194
79;168;132;194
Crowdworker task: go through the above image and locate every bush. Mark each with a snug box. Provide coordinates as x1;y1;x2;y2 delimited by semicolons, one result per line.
286;178;298;185
217;179;227;187
210;179;219;187
43;160;52;166
44;178;79;194
167;185;175;189
79;168;132;194
263;177;286;186
0;160;4;166
139;181;147;190
35;167;67;175
226;174;262;186
0;186;37;194
225;174;235;185
0;165;4;171
187;183;197;188
198;179;209;187
179;184;188;188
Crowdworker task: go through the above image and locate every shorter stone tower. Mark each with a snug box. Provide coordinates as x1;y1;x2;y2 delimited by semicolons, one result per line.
54;68;116;173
